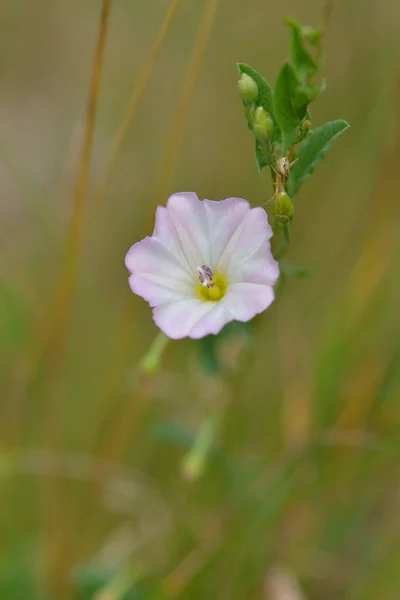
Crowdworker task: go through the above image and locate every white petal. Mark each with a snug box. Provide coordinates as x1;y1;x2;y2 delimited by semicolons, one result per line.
125;237;194;306
188;303;234;338
239;241;280;286
129;274;192;308
203;197;250;266
222;282;275;321
152;206;194;275
152;299;217;339
217;206;274;282
165;192;210;268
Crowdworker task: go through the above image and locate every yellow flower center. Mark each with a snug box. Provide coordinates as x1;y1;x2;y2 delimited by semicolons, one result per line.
196;269;227;302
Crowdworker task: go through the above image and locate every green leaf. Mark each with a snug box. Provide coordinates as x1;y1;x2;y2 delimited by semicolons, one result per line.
237;63;281;145
288;119;350;197
302;26;322;47
274;63;304;152
293;82;319;118
274;59;328;153
237;63;274;120
286;18;320;76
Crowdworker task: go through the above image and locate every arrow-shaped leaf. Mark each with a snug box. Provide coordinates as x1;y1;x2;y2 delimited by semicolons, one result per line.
288;119;350;197
274;63;304;152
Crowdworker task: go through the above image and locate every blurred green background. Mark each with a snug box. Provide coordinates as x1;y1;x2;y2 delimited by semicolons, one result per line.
1;0;400;598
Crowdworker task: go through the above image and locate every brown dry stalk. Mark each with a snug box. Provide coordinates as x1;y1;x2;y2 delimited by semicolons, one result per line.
151;0;220;208
52;0;113;354
90;0;183;222
40;2;113;599
24;0;112;391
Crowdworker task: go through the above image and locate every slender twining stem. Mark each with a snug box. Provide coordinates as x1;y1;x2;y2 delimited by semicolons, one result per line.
90;0;182;223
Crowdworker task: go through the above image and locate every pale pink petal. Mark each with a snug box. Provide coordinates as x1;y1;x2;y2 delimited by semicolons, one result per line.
125;237;193;306
203;197;250;266
165;283;275;339
152;299;217;340
155;280;276;339
125;236;190;280
223;282;275;321
165;192;210;267
129;274;192;307
239;241;279;286
188;303;234;338
217;207;275;282
188;283;275;338
152;206;194;274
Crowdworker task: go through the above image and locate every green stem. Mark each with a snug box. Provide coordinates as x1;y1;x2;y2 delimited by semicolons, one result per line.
139;331;169;375
95;562;143;600
182;414;221;481
273;223;291;261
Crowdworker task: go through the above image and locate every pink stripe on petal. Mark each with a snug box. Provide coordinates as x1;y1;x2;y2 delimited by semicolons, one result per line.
238;241;279;286
166;193;210;267
153;206;194;274
203;197;250;266
217;207;274;280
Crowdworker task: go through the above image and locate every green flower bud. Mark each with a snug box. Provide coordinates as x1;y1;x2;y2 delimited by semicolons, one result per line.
238;73;258;105
252;106;274;145
274;191;294;226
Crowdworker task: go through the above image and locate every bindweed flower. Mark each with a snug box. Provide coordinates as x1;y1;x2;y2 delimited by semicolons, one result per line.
125;193;279;339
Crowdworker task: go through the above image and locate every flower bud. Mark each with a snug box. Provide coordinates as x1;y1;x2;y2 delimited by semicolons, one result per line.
274;191;294;225
252;106;274;145
238;73;258;105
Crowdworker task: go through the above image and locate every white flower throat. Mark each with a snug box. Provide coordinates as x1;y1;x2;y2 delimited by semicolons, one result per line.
195;265;227;302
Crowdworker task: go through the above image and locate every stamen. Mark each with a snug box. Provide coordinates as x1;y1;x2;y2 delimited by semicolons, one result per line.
197;265;214;288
